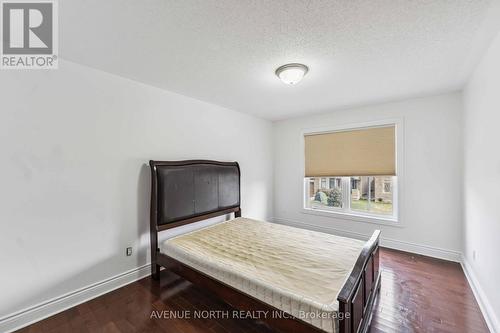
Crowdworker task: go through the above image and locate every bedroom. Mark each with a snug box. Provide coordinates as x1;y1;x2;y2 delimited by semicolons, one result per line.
0;1;499;332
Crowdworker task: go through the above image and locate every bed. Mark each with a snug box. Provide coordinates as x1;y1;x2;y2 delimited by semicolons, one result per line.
149;160;381;333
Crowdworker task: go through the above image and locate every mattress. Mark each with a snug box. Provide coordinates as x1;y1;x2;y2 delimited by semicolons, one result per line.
160;217;365;333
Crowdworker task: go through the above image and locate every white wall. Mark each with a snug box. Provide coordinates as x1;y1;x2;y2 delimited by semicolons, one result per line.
463;29;500;331
273;93;463;258
0;60;273;318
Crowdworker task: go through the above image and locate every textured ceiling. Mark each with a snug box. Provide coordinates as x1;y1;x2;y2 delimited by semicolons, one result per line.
60;0;500;120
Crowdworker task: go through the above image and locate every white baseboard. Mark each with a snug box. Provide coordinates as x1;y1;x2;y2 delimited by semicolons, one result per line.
380;237;461;262
0;264;151;333
271;217;461;262
461;256;499;333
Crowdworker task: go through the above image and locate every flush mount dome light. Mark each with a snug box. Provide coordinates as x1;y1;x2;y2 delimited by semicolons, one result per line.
275;63;309;85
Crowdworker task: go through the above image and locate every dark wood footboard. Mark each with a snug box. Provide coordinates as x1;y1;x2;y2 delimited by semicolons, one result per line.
337;230;381;333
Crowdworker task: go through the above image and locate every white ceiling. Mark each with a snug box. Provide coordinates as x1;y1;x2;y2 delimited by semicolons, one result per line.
60;0;500;120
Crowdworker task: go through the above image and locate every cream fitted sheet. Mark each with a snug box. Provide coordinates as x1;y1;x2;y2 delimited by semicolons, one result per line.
160;218;364;333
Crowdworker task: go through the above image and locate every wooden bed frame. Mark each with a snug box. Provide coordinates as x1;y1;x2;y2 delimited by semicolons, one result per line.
149;160;381;333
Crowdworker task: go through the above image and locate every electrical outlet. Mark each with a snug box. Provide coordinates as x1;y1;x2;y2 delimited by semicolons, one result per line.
472;250;476;261
126;247;133;256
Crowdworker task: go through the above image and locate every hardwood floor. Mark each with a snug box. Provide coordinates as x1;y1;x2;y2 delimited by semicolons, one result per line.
16;248;489;333
370;248;488;333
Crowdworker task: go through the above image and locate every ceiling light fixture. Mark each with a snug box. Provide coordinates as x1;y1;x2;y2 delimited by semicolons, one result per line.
275;63;309;85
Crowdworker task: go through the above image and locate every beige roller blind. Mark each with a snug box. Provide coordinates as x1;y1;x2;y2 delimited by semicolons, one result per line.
305;125;395;177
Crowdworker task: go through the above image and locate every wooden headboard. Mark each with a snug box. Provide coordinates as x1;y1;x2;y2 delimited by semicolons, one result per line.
149;160;241;232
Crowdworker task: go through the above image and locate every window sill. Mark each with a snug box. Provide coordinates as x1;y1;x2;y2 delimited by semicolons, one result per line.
301;208;403;227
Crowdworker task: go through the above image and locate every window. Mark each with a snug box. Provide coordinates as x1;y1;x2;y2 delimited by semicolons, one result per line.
330;178;341;189
351;178;359;190
303;123;398;221
305;176;395;217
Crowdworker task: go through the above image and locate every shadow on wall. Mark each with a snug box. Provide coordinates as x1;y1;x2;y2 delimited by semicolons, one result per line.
136;163;151;268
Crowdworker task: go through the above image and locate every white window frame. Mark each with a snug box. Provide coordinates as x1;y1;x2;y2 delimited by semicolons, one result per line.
300;118;404;226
